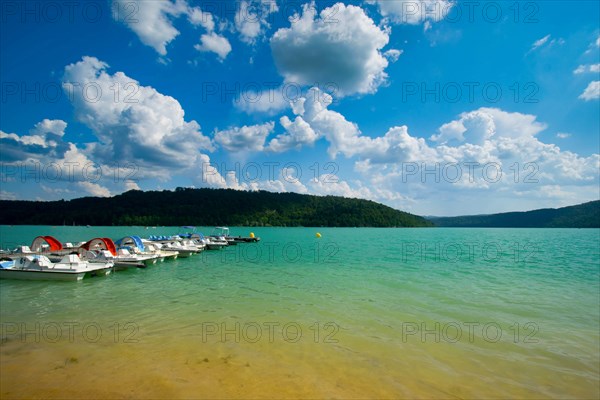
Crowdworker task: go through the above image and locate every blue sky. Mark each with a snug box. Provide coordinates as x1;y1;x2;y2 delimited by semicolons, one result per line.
1;0;599;216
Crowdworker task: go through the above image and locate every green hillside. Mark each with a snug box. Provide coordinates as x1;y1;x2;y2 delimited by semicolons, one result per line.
430;200;600;228
0;188;433;227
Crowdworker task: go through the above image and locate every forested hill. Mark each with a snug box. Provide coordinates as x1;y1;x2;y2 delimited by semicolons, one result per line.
0;188;433;227
429;200;600;228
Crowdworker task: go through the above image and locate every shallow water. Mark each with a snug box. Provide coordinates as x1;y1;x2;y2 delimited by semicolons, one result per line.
1;226;599;398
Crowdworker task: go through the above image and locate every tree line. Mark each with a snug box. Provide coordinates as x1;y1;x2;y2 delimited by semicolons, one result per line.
0;188;434;227
429;200;600;228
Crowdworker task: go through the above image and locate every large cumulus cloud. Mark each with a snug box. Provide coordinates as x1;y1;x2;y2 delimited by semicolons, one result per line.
270;2;391;97
62;56;213;173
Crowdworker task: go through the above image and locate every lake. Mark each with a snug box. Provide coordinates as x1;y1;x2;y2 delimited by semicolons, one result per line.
0;226;598;398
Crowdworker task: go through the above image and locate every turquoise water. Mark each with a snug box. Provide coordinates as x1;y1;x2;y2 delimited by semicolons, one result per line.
0;226;599;398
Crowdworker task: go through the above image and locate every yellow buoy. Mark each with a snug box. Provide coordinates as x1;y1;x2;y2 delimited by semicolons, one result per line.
249;232;255;238
316;232;322;238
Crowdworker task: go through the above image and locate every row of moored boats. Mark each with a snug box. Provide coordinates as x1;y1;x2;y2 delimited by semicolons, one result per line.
0;227;259;281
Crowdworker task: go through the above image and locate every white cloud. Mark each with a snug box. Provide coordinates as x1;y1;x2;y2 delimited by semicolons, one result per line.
291;87;436;161
383;49;403;62
268;116;318;152
0;191;17;200
187;5;215;32
113;0;225;59
579;81;600;100
556;132;571;139
528;34;564;54
303;173;408;204
124;180;140;191
0;119;125;200
287;91;596;197
62;56;214;175
294;88;362;158
235;1;261;44
252;167;310;194
431;107;547;145
194;154;228;189
78;181;111;197
307;174;371;199
583;35;600;54
433;111;493;145
271;2;390;97
361;126;438;163
423;20;432;32
30;119;67;137
217;169;385;202
195;163;311;194
219;169;407;207
235;0;278;44
41;185;74;196
573;63;600;74
214;122;275;152
194;32;232;61
234;86;290;114
0;118;229;201
370;0;455;25
0;119;70;162
276;90;599;214
531;34;551;51
189;2;233;62
112;0;188;56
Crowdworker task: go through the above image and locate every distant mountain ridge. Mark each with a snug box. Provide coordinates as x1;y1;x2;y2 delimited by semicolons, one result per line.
0;188;433;227
429;200;600;228
1;189;597;228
